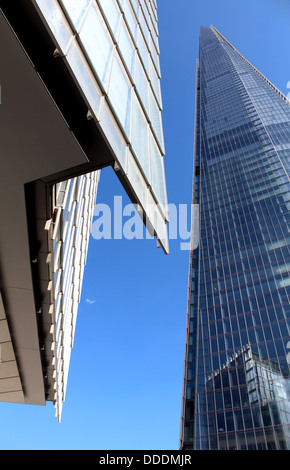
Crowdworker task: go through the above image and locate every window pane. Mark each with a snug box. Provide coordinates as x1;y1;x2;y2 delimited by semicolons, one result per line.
79;4;113;89
98;0;121;36
118;20;135;78
132;94;149;180
135;55;149;116
108;54;132;136
99;101;127;168
60;0;90;30
65;39;102;119
123;0;138;41
149;88;164;153
35;0;73;52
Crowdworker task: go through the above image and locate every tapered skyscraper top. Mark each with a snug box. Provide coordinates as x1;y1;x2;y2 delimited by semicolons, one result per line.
180;27;290;450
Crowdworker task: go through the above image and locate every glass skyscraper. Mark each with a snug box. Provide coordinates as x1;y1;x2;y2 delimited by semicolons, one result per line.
180;26;290;450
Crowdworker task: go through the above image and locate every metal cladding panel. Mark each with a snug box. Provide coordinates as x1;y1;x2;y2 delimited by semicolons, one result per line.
39;172;100;421
32;0;169;253
0;294;25;404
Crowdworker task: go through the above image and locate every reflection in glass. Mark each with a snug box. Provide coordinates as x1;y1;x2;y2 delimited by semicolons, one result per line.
79;4;113;90
60;0;90;30
135;55;150;117
118;20;136;77
108;54;132;137
36;0;73;52
65;39;102;119
98;0;121;36
132;93;149;180
203;346;290;450
123;0;138;41
150;135;167;213
36;0;168;252
149;89;164;154
99;101;127;168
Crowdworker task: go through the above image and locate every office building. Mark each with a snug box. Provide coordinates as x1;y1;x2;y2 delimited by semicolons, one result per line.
180;26;290;450
0;0;168;421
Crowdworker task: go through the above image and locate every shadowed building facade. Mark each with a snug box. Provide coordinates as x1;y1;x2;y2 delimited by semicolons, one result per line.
180;26;290;450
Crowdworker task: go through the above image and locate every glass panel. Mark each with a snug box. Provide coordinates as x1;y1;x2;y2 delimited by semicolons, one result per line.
118;20;136;78
135;55;149;116
150;133;167;213
150;57;161;106
59;0;90;30
130;0;139;18
139;7;150;47
65;39;102;119
147;190;169;252
98;0;121;37
35;0;73;52
123;0;138;41
127;149;148;207
131;93;149;180
149;88;164;153
150;38;161;77
107;53;132;136
137;27;149;71
99;100;127;168
79;3;113;90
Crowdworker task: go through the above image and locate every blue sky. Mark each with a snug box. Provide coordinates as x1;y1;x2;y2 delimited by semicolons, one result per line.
1;0;290;450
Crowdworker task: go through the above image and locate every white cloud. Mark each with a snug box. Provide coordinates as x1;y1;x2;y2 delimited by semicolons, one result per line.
86;298;95;305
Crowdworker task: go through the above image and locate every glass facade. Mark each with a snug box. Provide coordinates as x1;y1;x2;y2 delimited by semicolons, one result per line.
34;0;168;253
48;171;99;420
180;26;290;450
